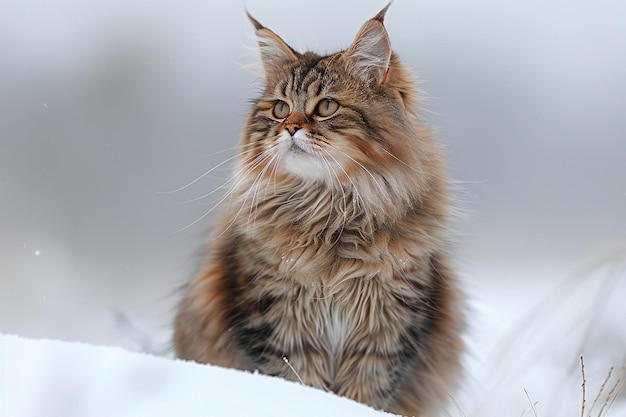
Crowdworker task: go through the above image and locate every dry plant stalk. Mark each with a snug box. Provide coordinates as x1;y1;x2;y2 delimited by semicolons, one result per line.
523;388;539;417
579;355;625;417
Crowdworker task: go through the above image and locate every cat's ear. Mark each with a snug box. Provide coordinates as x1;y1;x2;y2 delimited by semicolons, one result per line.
345;4;392;86
247;11;299;77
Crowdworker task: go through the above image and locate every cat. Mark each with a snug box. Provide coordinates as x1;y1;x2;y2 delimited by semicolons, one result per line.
173;4;464;416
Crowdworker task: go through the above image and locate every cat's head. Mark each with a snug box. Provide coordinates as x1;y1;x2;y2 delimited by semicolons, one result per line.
239;4;445;211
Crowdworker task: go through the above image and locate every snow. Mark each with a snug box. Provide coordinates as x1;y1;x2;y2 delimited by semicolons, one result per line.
1;259;624;417
0;334;391;417
458;259;626;417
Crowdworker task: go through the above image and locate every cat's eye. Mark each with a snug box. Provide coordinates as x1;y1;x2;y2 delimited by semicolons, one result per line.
272;101;290;119
316;99;339;117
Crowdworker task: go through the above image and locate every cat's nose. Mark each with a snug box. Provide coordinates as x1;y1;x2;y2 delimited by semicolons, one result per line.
285;124;301;136
283;112;307;136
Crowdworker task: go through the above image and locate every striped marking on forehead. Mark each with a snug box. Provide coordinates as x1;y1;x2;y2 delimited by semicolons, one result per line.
292;55;324;94
274;54;337;106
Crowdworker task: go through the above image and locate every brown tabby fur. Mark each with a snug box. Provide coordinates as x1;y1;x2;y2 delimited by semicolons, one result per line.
174;4;464;416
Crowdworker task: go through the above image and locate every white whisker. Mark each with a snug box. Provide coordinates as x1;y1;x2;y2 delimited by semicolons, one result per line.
159;146;259;194
198;141;258;159
321;146;367;211
324;142;387;200
379;146;416;172
319;154;349;245
174;144;279;234
246;150;280;236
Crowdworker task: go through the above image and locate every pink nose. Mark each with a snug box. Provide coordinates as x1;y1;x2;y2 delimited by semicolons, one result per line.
285;124;301;136
283;112;307;136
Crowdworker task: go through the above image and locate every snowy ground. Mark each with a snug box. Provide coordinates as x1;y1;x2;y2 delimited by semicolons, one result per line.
458;258;626;417
2;258;625;417
0;334;392;417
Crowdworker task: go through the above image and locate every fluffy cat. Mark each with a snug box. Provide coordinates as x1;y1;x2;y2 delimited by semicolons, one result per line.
174;4;463;415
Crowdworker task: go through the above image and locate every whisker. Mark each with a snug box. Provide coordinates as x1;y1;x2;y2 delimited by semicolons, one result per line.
207;155;273;237
324;142;387;200
174;145;277;234
159;146;259;194
321;147;367;211
174;178;237;205
198;141;259;159
246;150;280;235
318;155;343;231
319;154;349;245
222;141;283;237
379;146;417;172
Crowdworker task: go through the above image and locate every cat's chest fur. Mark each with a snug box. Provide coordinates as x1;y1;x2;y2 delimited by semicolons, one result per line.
229;192;433;383
232;180;431;283
234;251;422;385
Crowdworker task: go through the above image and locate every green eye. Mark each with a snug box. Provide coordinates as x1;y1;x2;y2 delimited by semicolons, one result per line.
316;99;339;117
272;100;290;119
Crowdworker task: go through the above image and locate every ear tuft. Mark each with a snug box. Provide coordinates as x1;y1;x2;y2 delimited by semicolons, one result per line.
246;10;264;31
247;11;299;79
372;2;392;23
345;5;392;86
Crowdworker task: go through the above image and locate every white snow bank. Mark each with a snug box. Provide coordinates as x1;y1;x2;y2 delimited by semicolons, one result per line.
0;334;391;417
2;258;625;417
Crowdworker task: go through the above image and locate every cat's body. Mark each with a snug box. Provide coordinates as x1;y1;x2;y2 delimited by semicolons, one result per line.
174;5;463;415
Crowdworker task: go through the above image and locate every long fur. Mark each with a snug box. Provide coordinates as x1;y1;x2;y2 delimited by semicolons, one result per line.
174;5;464;416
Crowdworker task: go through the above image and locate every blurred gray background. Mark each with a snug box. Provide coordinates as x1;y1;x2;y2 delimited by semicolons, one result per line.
1;0;625;349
